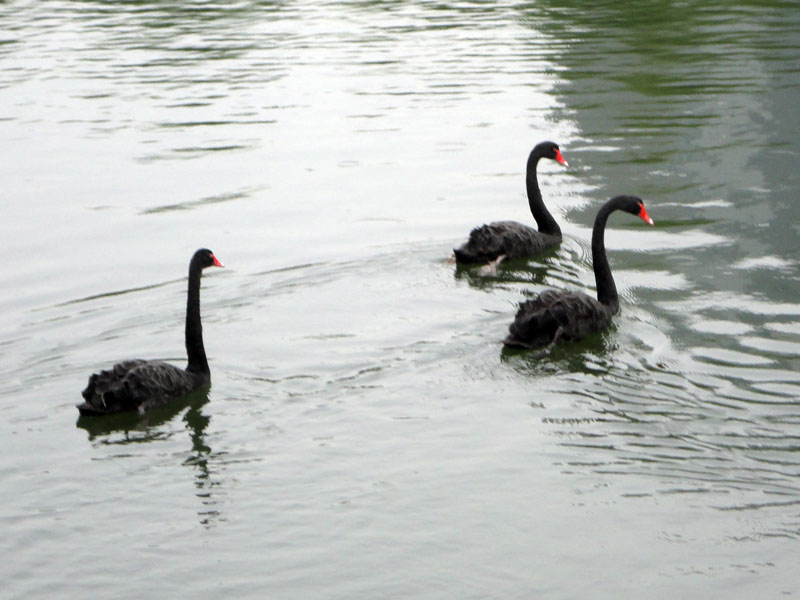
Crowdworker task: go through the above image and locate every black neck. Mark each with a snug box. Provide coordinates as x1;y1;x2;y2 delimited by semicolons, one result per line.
185;257;209;375
525;149;560;236
591;201;619;312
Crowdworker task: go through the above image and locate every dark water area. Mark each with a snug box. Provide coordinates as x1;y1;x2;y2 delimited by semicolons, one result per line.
1;1;799;598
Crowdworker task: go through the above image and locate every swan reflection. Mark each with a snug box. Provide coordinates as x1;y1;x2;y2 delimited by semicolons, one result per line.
76;387;223;527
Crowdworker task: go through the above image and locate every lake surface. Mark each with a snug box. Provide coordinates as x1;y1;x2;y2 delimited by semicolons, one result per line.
2;1;799;597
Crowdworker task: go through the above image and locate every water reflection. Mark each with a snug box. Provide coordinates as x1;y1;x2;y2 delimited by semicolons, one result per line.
1;0;799;592
519;0;800;269
503;0;800;510
453;258;552;290
454;235;591;292
77;388;224;527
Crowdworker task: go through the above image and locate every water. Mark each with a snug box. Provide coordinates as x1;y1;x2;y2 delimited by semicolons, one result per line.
2;1;799;597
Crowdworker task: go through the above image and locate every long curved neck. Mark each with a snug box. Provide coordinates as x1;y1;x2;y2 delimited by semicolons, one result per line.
525;151;560;236
185;259;209;375
591;203;619;312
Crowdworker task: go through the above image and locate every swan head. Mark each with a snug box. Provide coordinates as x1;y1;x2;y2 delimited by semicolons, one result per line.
194;248;225;269
534;141;568;167
612;195;654;226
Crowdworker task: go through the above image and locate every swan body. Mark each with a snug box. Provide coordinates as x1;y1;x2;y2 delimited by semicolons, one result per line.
504;289;615;348
504;195;653;349
78;248;223;416
79;360;207;416
455;220;561;264
454;141;567;265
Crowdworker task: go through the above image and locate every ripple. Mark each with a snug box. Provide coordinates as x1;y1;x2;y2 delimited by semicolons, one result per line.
690;319;753;336
692;346;773;366
740;337;800;356
660;292;800;316
732;256;795;271
140;186;261;214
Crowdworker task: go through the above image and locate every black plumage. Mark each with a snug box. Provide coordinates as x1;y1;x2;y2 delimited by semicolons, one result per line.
78;248;224;416
454;141;567;265
504;195;653;349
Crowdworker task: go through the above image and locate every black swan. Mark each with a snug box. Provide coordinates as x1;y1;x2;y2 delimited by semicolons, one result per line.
77;248;224;416
454;141;568;266
504;195;653;349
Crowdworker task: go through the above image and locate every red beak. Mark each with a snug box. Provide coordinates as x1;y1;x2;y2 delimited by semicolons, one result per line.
554;148;568;167
211;254;225;268
638;203;654;226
